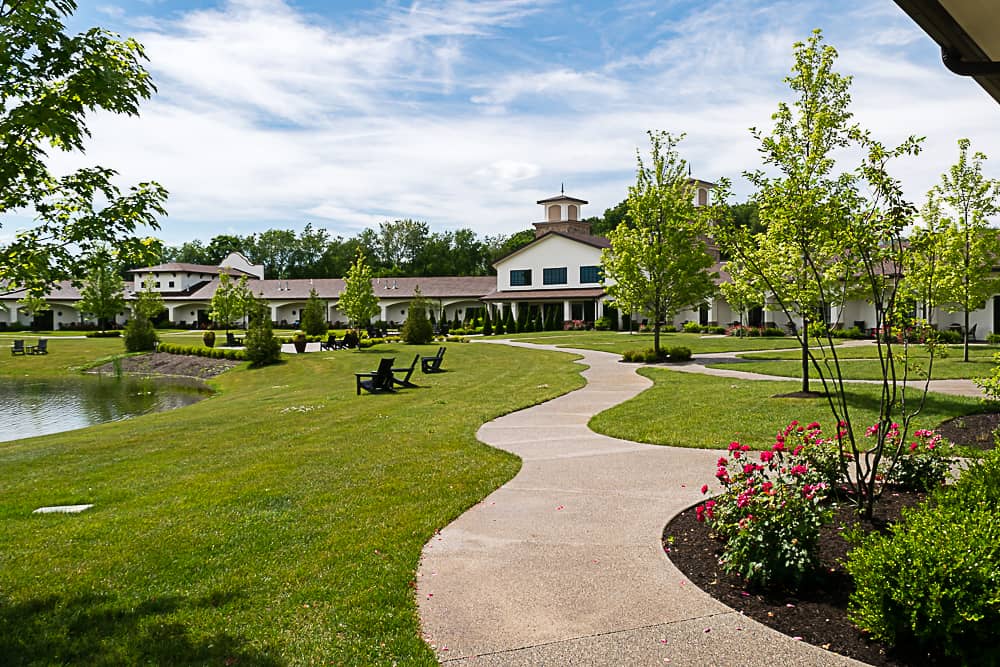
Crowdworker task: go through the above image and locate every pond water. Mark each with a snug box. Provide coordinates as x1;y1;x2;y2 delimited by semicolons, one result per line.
0;375;211;443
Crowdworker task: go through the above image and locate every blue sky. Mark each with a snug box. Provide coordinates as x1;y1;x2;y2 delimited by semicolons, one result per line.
41;0;1000;245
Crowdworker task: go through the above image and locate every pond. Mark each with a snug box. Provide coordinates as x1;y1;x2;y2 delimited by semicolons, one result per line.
0;375;211;443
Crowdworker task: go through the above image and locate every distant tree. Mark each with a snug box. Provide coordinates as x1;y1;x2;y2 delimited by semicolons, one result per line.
205;235;249;265
300;288;328;336
163;240;211;265
210;273;252;332
586;199;630;236
340;250;379;331
124;277;161;351
482;308;493;335
493;308;506;335
401;286;433;344
243;296;281;367
486;230;536;267
926;139;1000;362
602;130;717;355
0;0;167;295
78;263;126;329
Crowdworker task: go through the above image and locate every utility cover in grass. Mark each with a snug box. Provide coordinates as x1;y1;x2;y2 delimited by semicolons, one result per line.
33;504;93;514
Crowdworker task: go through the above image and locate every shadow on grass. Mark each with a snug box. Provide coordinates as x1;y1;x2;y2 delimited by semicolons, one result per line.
0;590;283;666
783;385;993;418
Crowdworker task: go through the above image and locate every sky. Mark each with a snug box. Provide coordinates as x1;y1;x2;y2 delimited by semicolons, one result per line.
30;0;1000;246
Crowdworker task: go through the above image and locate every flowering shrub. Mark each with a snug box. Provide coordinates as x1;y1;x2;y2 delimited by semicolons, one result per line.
697;421;832;588
876;425;953;491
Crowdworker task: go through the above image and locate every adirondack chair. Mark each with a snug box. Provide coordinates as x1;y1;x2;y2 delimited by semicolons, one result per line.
356;357;396;395
392;354;420;388
421;346;446;373
28;339;48;355
10;339;25;355
226;332;244;346
320;334;343;351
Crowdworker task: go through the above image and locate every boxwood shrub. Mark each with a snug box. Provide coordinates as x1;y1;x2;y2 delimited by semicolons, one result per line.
846;450;1000;663
157;342;246;361
666;346;692;362
85;330;122;338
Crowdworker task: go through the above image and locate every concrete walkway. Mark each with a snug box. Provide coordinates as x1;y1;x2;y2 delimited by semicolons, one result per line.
417;341;870;666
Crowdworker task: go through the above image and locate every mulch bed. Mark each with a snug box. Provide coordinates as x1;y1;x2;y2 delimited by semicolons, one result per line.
90;352;240;379
663;492;947;666
937;412;1000;451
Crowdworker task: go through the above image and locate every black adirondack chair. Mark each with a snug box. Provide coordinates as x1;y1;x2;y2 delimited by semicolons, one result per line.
392;354;420;388
28;339;48;355
226;332;244;346
421;346;446;373
11;339;25;355
356;357;396;395
320;334;343;351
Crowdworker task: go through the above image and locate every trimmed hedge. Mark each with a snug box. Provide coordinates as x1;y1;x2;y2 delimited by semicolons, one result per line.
621;346;692;363
86;330;122;338
157;342;247;361
846;450;1000;663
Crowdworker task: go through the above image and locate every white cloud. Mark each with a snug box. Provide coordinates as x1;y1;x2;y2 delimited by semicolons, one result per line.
53;0;1000;247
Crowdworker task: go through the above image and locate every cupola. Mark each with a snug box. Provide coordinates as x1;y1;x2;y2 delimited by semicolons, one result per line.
532;186;590;238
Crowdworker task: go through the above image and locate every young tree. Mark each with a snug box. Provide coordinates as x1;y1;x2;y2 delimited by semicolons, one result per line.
340;250;379;331
78;264;125;329
401;286;433;344
300;288;328;337
602;131;717;356
210;273;252;333
0;0;168;295
123;276;163;351
717;29;927;518
927;139;1000;362
243;296;281;367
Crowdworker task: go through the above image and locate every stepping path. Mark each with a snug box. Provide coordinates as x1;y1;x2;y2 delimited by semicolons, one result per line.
417;341;867;665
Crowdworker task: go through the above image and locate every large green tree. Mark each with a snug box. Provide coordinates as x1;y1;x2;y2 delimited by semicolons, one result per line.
927;139;1000;362
78;263;125;329
339;250;379;331
0;0;167;294
299;288;328;337
601;130;717;355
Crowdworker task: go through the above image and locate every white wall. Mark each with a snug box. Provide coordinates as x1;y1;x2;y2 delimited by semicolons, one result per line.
495;235;604;292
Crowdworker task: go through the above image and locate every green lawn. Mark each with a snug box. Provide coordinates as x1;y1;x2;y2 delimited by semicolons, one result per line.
588;368;988;449
712;343;999;380
501;330;806;354
0;340;584;664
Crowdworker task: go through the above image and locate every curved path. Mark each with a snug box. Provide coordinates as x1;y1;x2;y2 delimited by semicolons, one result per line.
417;341;868;666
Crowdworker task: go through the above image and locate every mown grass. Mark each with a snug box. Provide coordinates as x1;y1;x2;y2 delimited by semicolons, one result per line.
0;340;584;664
588;368;988;450
501;330;805;354
716;342;999;380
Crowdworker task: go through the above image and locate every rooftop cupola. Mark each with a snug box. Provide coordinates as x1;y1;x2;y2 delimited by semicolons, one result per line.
532;186;590;238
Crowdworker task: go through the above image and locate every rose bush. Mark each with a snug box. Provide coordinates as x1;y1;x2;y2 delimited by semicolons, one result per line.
697;421;832;588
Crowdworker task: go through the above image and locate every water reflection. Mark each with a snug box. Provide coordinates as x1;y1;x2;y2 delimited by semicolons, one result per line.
0;375;210;443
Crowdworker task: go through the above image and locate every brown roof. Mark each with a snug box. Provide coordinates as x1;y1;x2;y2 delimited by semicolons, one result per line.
536;194;589;204
482;287;606;301
128;263;251;276
168;276;496;301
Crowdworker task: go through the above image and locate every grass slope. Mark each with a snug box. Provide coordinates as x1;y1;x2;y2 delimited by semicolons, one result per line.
0;341;583;664
589;368;988;449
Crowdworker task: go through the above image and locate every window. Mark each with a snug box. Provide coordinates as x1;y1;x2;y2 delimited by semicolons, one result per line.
543;267;567;285
510;269;532;286
155;282;161;288
580;265;601;283
168;281;175;288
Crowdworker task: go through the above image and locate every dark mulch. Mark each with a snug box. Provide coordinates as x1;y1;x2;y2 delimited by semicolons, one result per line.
90;352;240;379
663;490;962;666
937;412;999;451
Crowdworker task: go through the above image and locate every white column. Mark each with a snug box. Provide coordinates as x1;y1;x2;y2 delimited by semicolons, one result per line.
269;304;279;323
510;302;518;319
563;300;572;322
380;304;388;322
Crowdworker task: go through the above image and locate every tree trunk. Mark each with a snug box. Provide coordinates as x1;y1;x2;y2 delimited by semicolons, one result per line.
964;308;970;362
801;315;810;393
